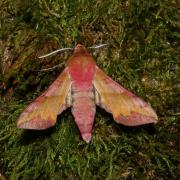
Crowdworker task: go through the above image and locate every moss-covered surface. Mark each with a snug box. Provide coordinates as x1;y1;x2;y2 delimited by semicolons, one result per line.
0;0;179;179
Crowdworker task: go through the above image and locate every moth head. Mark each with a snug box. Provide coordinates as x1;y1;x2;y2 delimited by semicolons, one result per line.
73;44;89;55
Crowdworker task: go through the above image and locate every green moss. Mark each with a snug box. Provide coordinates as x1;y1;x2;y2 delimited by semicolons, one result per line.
0;0;179;179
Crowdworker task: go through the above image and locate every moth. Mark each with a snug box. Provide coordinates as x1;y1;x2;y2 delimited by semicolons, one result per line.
17;44;158;143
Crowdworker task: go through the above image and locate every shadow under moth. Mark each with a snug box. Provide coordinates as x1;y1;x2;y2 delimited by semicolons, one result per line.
17;44;158;143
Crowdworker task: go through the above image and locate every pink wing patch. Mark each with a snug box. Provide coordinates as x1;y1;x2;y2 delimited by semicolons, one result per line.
93;66;158;126
17;68;72;129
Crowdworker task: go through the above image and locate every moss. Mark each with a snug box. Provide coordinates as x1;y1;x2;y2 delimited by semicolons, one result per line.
0;0;179;179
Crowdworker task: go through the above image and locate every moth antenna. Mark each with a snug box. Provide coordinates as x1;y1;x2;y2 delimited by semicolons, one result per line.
89;44;108;49
38;48;73;59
